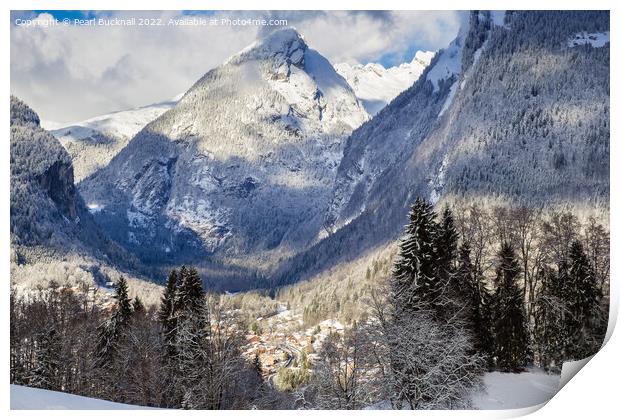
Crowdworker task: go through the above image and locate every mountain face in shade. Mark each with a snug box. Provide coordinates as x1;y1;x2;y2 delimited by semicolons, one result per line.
79;28;369;279
10;96;129;265
279;11;609;286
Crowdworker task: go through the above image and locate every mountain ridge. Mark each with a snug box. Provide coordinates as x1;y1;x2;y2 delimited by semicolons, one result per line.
277;10;610;287
78;28;369;287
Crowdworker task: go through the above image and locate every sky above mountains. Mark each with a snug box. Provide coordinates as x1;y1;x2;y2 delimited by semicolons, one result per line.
10;10;462;122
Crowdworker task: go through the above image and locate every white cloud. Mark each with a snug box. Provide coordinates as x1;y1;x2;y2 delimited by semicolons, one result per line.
10;10;460;122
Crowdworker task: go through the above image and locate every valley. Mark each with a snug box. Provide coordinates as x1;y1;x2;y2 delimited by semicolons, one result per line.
9;9;610;411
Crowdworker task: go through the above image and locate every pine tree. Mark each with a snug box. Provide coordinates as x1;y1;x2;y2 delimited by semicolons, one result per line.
454;241;493;362
176;267;207;320
434;206;460;320
435;206;459;279
491;243;529;372
133;297;145;315
533;265;567;372
114;276;133;321
158;269;178;359
96;276;133;367
175;267;211;409
391;198;439;314
386;198;483;408
564;241;602;360
29;328;61;390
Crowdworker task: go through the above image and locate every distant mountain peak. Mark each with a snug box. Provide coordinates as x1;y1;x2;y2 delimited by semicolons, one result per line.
335;50;435;115
226;27;307;67
79;26;368;279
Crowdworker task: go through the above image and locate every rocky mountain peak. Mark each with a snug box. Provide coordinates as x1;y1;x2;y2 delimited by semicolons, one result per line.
227;27;307;67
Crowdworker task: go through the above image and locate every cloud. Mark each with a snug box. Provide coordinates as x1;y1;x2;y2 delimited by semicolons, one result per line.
268;10;461;64
10;10;461;122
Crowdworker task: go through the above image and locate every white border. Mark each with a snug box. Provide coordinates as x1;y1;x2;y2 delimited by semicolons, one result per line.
2;1;617;419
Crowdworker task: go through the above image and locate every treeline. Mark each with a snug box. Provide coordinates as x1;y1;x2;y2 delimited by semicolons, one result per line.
450;200;609;371
299;198;609;409
10;267;288;409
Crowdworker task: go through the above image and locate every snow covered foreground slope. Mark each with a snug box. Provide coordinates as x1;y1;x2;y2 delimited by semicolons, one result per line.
11;370;558;410
10;385;155;410
471;370;560;410
365;369;560;410
335;51;435;115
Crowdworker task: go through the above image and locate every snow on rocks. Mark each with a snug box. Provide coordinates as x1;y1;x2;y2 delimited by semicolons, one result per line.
568;31;610;48
426;20;467;92
45;96;180;181
79;27;369;271
335;50;435;115
490;10;506;27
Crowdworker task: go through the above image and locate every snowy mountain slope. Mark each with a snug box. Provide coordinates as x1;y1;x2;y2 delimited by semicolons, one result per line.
10;385;154;409
10;96;115;256
322;13;473;235
44;95;182;182
568;31;609;48
280;10;609;286
335;51;435;115
79;28;368;280
9;95;155;299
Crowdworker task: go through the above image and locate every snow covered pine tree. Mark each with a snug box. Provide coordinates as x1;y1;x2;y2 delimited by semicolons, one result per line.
386;198;483;409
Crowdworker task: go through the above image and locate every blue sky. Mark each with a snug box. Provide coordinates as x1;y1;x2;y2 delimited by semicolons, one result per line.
11;10;461;121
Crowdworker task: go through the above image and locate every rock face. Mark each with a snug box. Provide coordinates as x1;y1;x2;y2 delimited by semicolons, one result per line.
280;10;610;285
11;96;78;246
79;28;369;274
335;51;435;115
10;96;122;261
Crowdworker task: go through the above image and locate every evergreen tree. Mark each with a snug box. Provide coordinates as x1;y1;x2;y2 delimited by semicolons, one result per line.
114;276;133;320
158;270;179;358
491;243;528;372
96;276;133;366
435;206;459;279
454;241;493;362
391;198;439;314
533;265;567;372
175;267;211;409
434;206;460;320
133;296;145;315
176;267;207;319
387;198;483;408
29;328;61;390
564;241;603;360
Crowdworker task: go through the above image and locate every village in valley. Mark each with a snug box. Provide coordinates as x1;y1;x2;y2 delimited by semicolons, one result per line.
239;302;345;382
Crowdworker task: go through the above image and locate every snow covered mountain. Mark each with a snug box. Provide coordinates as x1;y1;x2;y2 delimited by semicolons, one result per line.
335;51;435;115
44;95;182;182
47;49;435;184
10;96;132;266
79;28;368;281
280;10;610;285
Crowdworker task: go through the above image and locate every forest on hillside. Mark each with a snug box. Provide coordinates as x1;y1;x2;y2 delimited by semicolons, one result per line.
10;199;609;409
